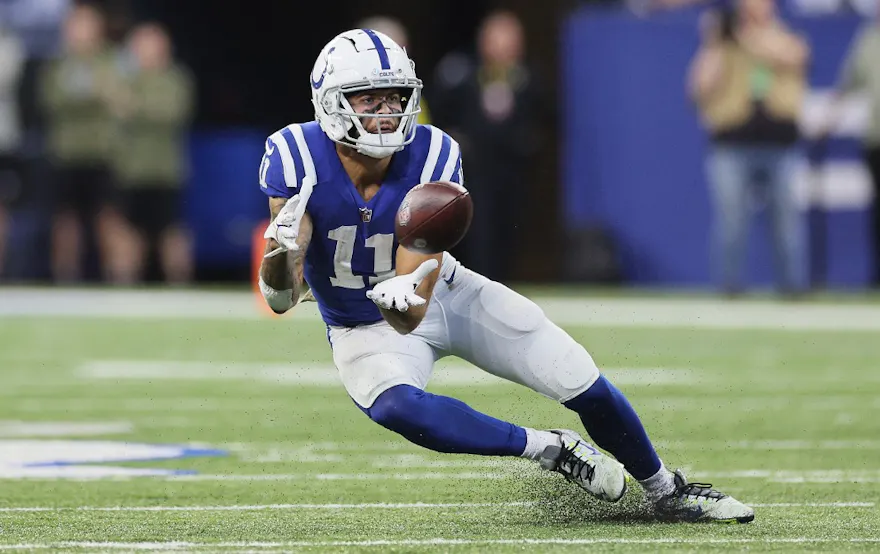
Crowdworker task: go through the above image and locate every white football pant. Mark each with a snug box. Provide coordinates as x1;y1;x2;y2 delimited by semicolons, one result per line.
328;253;601;408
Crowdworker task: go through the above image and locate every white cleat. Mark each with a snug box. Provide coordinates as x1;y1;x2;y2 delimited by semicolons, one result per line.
654;470;755;523
537;429;627;502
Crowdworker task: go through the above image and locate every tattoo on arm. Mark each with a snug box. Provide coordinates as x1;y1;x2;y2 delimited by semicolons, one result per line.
259;197;312;306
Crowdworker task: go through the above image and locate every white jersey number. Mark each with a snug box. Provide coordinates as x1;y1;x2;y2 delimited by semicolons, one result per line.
328;226;396;289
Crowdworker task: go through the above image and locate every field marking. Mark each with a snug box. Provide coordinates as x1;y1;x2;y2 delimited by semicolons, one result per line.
0;502;535;513
77;360;700;387
9;395;879;414
1;538;880;550
0;421;132;438
4;468;877;483
169;472;511;482
657;439;880;450
232;440;880;466
6;288;880;331
163;469;880;484
0;501;870;513
751;502;875;507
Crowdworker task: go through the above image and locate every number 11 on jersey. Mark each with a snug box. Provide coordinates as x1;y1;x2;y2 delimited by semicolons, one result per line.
328;225;396;289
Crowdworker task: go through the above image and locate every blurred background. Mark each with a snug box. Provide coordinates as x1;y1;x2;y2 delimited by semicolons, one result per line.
0;0;877;296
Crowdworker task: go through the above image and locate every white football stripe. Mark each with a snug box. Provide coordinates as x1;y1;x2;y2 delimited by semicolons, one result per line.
289;124;316;187
419;126;444;183
268;130;297;188
439;138;460;182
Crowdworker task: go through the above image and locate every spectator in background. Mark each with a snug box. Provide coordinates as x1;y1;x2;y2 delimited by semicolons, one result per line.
0;0;69;281
0;22;24;278
107;22;194;284
356;15;431;125
821;16;880;287
39;2;118;282
688;0;810;297
430;10;544;282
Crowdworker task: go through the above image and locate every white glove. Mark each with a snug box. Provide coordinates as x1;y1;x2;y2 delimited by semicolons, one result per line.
263;178;315;259
366;259;439;312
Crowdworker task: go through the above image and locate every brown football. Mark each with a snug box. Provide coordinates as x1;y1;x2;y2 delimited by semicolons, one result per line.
395;181;473;254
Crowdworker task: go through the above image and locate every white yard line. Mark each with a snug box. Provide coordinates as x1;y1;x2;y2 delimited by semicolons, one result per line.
0;421;132;438
0;502;535;513
0;538;879;550
76;360;700;387
655;439;880;450
168;472;511;482
4;468;874;483
159;469;880;484
750;502;875;507
0;501;870;513
9;395;878;414
5;288;880;331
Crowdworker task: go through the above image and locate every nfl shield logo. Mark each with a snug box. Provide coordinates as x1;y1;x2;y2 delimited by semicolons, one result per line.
359;207;372;222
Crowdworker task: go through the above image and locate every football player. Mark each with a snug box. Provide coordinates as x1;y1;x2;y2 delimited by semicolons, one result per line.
257;29;754;522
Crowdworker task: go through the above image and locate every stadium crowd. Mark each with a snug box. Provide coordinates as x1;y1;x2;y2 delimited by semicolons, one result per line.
0;0;877;294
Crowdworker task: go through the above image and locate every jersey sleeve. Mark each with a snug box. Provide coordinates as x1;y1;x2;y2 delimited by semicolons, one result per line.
417;126;465;188
258;124;317;198
258;135;292;198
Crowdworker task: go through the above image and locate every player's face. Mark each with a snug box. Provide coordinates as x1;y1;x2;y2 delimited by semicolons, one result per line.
346;88;404;134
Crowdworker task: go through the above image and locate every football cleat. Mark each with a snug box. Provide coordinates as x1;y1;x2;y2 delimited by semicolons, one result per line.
538;429;627;502
654;470;755;523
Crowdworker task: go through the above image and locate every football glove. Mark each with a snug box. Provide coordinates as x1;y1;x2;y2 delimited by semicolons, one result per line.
264;178;315;259
366;259;439;312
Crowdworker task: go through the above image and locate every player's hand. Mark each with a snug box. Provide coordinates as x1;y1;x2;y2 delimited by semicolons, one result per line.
366;259;439;312
263;179;315;259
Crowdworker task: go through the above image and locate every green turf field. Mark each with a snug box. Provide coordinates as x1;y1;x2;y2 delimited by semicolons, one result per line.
0;289;878;552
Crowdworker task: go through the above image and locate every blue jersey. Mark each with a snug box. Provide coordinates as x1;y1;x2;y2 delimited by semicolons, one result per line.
258;122;464;327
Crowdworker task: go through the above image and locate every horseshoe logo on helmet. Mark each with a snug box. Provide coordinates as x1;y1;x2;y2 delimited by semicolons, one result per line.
311;46;336;90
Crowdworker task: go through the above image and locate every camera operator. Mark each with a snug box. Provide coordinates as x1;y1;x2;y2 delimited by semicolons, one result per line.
688;0;811;297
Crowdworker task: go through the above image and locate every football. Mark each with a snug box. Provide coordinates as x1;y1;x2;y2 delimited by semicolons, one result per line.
395;181;473;254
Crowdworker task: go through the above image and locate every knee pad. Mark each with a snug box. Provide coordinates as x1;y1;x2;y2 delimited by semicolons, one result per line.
523;320;601;403
366;384;425;432
451;281;544;340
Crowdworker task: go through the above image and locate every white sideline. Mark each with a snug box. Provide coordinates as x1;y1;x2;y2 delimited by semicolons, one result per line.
76;361;699;387
0;501;870;513
5;288;880;331
0;538;879;550
5;468;875;483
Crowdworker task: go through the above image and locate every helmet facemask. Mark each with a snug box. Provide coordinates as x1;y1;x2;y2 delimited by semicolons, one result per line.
323;79;422;158
311;30;424;158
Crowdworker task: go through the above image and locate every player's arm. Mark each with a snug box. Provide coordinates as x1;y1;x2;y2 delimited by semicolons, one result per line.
375;247;443;335
259;197;313;314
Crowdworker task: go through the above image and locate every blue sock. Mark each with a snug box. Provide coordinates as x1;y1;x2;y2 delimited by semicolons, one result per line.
564;375;662;480
358;384;527;456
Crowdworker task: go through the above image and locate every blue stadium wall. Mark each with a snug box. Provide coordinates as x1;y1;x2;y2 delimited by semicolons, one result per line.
562;4;874;288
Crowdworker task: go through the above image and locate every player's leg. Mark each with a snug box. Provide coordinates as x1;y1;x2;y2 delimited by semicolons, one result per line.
329;320;527;456
440;267;754;521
